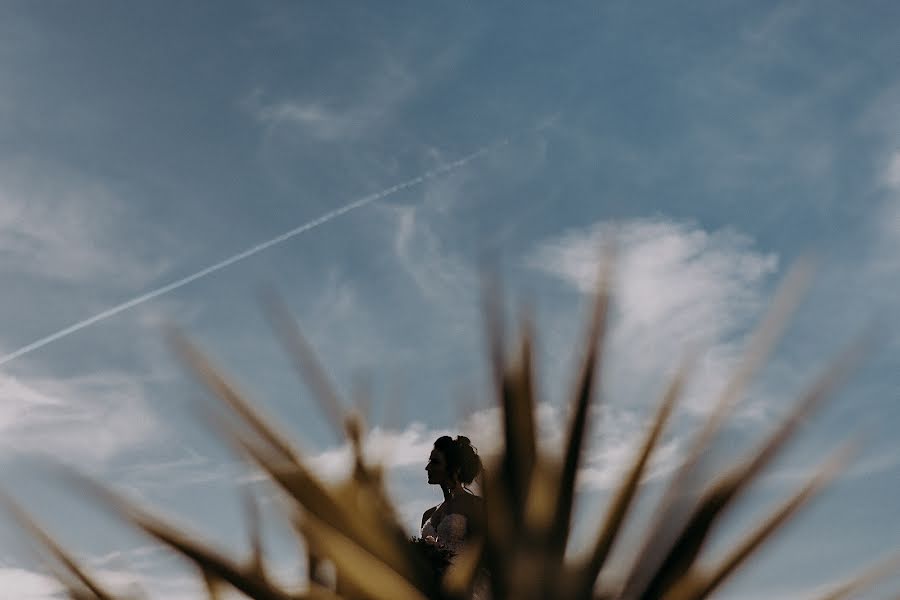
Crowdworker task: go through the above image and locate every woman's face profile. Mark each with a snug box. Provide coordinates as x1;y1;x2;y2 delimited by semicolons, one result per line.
426;448;448;485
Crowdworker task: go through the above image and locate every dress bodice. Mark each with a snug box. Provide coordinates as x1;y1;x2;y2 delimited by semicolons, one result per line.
421;511;490;599
421;513;469;554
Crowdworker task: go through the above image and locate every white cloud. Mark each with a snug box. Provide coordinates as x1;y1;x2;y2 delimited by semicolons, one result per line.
304;402;563;482
257;102;361;143
0;567;62;600
0;529;306;600
884;151;900;191
111;452;246;493
528;218;777;339
854;149;900;280
577;408;683;492
0;160;169;287
0;369;160;465
0;563;245;600
250;54;415;143
387;202;476;308
306;421;439;482
879;151;900;245
527;218;780;417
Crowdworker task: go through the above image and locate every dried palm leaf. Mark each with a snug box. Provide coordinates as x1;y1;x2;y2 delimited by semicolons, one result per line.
6;257;898;600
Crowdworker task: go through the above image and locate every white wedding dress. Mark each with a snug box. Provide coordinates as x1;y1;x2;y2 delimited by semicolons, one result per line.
421;513;469;554
421;513;490;599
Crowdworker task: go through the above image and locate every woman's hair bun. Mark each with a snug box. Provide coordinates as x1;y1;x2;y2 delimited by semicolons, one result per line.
433;435;483;485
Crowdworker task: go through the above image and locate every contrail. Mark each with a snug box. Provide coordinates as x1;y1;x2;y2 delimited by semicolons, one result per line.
0;139;507;367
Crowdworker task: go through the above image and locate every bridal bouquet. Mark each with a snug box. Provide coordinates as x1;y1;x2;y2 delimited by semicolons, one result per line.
408;536;455;580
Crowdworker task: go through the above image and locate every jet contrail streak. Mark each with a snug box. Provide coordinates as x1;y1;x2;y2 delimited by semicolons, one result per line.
0;139;506;367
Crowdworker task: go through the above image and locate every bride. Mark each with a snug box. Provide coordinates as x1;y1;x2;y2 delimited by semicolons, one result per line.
421;435;484;555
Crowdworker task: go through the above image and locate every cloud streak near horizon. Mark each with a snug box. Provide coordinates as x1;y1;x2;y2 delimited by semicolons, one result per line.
0;137;507;368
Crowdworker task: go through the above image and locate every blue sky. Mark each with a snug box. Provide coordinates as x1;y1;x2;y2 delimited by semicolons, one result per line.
1;2;899;598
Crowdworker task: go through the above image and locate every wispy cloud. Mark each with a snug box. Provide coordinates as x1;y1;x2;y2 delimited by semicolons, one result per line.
0;562;247;600
249;54;416;143
527;217;779;416
0;160;169;287
883;151;900;191
878;150;900;245
762;443;900;488
388;201;476;308
0;369;160;465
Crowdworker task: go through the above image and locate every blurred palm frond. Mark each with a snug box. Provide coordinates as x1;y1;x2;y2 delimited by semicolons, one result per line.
3;259;897;599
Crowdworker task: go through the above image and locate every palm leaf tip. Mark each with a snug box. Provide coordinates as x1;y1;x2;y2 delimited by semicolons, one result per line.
0;491;117;600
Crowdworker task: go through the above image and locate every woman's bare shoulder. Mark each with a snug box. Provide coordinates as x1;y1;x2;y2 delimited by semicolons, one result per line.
421;505;438;527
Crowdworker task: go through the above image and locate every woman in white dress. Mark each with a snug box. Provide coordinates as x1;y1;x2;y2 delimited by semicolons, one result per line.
420;436;490;599
421;435;484;555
